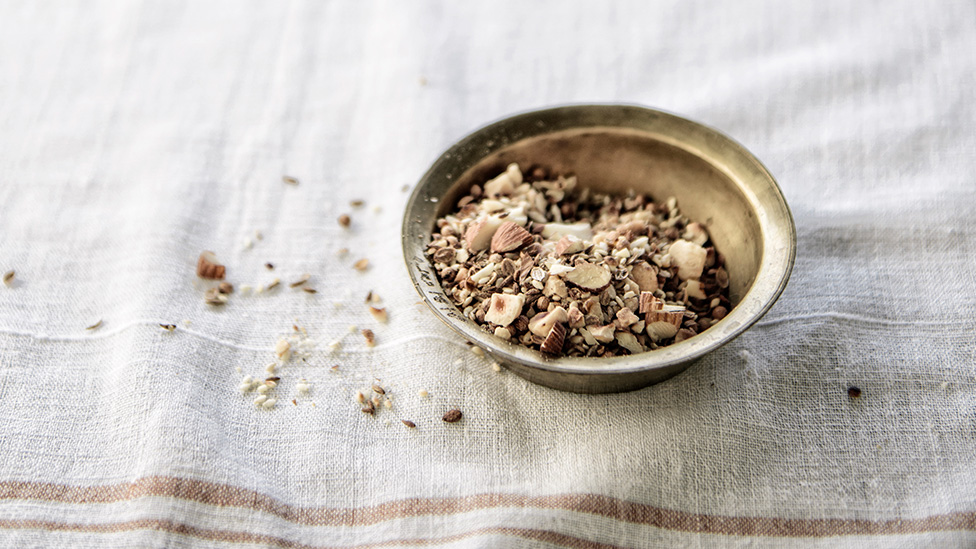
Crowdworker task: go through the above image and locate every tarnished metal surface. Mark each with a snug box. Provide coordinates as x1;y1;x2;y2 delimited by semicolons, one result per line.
403;105;795;393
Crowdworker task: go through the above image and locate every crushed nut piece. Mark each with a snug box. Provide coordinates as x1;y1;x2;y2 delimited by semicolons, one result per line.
266;278;281;290
218;282;233;294
204;287;228;305
402;419;417;428
2;270;13;286
362;329;376;347
265;262;275;270
442;409;463;423
353;258;370;271
196;251;226;280
371;384;385;395
338;214;351;228
369;306;388;323
159;324;176;332
302;287;317;294
282;175;299;185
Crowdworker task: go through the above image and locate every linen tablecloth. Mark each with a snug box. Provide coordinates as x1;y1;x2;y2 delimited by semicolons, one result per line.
1;1;974;547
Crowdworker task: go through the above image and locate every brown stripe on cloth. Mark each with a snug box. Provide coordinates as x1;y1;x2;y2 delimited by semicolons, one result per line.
0;476;974;537
0;519;624;549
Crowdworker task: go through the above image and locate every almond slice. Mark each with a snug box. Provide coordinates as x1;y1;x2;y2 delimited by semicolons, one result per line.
539;322;566;355
563;262;611;292
196;251;226;280
638;292;661;314
464;216;504;252
490;222;533;253
484;293;525;327
528;306;568;337
554;235;586;256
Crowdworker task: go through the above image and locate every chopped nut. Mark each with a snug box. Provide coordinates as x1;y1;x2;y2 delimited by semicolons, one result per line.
353;258;370;271
630;262;659;293
563;262;611;292
369;306;388;323
2;270;14;286
587;324;616;343
442;409;463;423
484;293;525;327
362;329;376;346
848;386;862;398
265;262;274;270
615;308;640;327
275;338;292;361
669;240;707;280
639;292;661;314
196;251;226;280
490;222;534;253
371;384;386;395
266;278;281;290
615;331;644;354
567;304;585;328
204;288;228;305
402;419;417;428
303;287;317;294
355;391;366;404
493;327;512;340
464;216;504;252
338;214;351;228
217;282;233;294
433;247;456;264
554;235;586;256
540;322;566;355
159;324;176;332
683;222;709;246
528;306;569;337
350;199;365;208
685;280;706;300
282;175;299;185
543;275;568;299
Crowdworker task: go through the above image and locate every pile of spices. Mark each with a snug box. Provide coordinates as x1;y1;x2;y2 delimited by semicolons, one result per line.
427;163;731;357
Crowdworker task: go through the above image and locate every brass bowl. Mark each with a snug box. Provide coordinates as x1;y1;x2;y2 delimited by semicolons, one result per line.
402;105;795;393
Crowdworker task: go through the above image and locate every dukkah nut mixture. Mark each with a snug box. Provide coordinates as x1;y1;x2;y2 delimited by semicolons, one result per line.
427;163;731;357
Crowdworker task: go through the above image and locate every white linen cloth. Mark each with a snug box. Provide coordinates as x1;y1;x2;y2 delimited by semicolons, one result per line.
0;1;974;547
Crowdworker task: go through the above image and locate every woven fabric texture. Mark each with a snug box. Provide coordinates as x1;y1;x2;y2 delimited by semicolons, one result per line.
0;1;974;547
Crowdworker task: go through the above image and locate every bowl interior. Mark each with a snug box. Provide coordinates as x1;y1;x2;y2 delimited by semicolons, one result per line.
437;127;762;307
403;105;794;392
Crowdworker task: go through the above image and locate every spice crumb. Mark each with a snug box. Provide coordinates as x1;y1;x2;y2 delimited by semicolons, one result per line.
402;419;417;428
350;200;365;208
362;329;376;347
418;389;429;399
303;287;318;294
848;386;862;399
289;274;311;287
85;319;102;331
353;258;370;272
2;270;14;286
282;175;299;185
265;263;275;271
218;282;234;294
292;399;297;406
442;409;463;423
371;384;385;395
159;324;176;332
338;214;351;228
